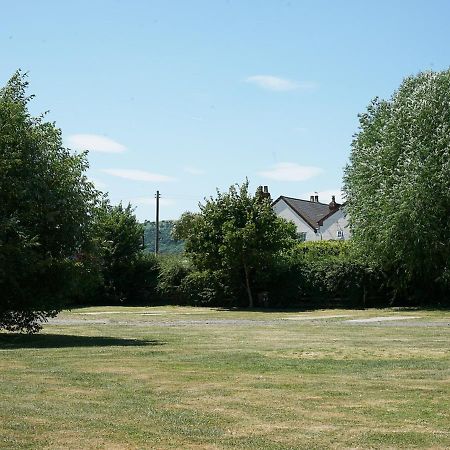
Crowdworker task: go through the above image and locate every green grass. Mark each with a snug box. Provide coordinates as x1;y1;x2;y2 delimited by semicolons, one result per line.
1;307;449;449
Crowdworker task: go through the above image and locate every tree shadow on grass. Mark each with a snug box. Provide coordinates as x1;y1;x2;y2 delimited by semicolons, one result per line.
0;334;165;350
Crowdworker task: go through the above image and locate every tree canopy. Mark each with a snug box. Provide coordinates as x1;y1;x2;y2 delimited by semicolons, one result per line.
343;70;450;299
92;201;147;302
174;181;298;306
0;71;99;331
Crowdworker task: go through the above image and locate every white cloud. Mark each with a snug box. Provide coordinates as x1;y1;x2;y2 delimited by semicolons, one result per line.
184;166;205;175
67;134;126;153
302;189;344;204
259;162;323;181
101;169;176;182
245;75;316;92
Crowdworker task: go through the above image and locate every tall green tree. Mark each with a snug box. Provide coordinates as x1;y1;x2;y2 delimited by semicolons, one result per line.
91;201;154;303
0;71;99;332
343;70;450;300
174;181;298;307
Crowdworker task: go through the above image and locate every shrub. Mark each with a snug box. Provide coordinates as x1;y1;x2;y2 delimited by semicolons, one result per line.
156;255;193;303
290;241;388;307
180;270;227;306
114;253;159;304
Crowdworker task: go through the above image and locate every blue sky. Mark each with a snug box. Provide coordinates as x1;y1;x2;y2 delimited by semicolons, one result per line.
2;0;450;220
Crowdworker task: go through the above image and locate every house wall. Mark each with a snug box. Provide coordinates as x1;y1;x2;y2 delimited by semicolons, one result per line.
273;200;319;241
320;208;351;241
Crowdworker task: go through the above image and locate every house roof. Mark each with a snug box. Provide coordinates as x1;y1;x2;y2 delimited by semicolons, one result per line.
272;195;341;231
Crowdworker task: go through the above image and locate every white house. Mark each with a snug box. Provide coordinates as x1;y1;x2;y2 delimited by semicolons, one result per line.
272;193;350;241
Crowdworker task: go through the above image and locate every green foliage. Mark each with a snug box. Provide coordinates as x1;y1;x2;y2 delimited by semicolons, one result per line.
156;255;193;303
289;241;386;307
179;270;226;306
118;252;159;304
174;181;298;307
69;202;160;306
143;220;184;254
0;71;99;332
90;201;154;303
343;70;450;301
171;213;201;242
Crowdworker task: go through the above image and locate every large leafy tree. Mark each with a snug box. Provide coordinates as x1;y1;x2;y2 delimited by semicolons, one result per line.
92;201;147;302
343;70;450;299
0;71;99;332
174;181;298;307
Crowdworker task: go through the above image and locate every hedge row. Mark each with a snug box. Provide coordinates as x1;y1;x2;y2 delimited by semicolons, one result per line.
72;241;409;308
158;242;391;309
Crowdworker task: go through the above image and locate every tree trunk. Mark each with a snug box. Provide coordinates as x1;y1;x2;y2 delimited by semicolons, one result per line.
243;262;253;308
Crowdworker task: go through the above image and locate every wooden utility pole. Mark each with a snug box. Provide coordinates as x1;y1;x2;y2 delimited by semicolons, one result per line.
155;190;160;254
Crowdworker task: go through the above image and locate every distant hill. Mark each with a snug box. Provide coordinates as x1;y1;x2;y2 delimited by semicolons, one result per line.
143;220;184;254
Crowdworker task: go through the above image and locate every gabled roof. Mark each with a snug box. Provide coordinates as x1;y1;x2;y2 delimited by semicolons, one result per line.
272;195;341;230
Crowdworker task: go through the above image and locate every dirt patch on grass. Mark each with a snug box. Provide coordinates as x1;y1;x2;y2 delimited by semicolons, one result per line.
346;316;421;323
284;314;352;321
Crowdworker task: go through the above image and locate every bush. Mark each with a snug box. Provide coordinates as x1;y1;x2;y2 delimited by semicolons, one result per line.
156;255;193;303
68;255;104;306
69;252;159;306
180;270;227;306
114;253;159;304
289;241;388;308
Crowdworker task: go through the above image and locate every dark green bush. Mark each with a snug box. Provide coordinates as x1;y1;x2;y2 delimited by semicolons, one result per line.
156;255;193;303
68;255;104;305
115;253;159;304
289;241;388;307
70;252;159;306
180;270;227;306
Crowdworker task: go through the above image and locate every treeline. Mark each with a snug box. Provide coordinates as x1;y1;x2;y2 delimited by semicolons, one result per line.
140;242;392;309
2;69;449;333
71;240;444;310
71;180;447;310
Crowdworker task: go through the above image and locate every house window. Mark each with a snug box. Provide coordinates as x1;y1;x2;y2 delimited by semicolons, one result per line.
337;230;344;239
297;232;307;242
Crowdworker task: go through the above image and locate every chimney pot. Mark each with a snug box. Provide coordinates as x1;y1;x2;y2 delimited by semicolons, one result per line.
314;195;319;202
258;185;270;200
329;195;338;210
310;195;315;202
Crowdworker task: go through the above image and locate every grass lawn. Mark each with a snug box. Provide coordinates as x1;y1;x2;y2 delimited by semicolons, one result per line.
1;306;449;449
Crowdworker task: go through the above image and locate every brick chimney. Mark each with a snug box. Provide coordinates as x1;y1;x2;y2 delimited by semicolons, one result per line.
328;195;338;210
257;185;271;201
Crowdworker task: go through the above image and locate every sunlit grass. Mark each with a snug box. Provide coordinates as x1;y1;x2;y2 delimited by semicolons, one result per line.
1;307;449;449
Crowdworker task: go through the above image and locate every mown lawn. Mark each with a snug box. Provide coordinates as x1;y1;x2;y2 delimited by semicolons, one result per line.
1;307;449;449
